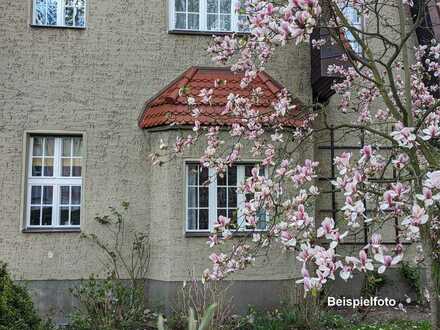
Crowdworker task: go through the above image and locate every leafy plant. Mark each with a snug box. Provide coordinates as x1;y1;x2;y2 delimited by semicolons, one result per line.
158;304;217;330
0;262;56;330
66;203;153;330
361;271;385;297
400;262;423;303
168;275;234;329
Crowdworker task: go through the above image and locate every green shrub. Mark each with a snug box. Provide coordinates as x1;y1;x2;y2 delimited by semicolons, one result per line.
400;262;423;303
0;262;55;330
66;203;153;330
361;271;385;297
66;277;152;330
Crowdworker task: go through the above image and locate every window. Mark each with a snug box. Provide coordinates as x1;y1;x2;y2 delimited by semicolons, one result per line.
32;0;86;27
186;163;267;232
170;0;248;32
26;136;83;229
342;5;362;54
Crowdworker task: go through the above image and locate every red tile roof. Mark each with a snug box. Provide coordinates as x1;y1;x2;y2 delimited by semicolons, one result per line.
138;66;302;129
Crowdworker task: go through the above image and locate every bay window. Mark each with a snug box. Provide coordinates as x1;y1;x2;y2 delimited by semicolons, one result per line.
186;163;267;232
169;0;248;32
32;0;86;28
26;136;83;229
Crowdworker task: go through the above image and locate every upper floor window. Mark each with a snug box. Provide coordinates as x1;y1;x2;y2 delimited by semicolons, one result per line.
342;5;362;54
186;163;267;233
169;0;248;33
32;0;86;28
26;136;83;229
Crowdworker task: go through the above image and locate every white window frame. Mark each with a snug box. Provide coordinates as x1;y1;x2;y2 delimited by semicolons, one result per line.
169;0;246;33
26;136;82;229
32;0;87;28
185;162;268;233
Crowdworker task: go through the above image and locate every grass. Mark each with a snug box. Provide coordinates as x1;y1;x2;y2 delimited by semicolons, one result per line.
237;308;432;330
341;320;431;330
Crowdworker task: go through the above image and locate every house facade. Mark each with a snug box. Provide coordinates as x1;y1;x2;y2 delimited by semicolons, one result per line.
2;0;438;324
0;0;313;322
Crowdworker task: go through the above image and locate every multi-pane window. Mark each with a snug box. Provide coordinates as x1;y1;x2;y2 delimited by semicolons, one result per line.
170;0;248;32
174;0;200;30
27;136;83;229
186;163;267;232
33;0;86;27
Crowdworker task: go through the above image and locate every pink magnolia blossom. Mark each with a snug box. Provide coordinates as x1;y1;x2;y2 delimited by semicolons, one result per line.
374;253;403;273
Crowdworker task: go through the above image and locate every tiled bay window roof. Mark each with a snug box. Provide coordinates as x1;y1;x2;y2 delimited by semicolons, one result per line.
138;66;302;129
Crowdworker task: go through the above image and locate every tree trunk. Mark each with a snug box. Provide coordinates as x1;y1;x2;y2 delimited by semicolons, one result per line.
421;229;440;330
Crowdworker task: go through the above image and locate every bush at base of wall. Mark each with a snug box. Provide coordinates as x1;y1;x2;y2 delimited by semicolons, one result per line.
0;262;55;330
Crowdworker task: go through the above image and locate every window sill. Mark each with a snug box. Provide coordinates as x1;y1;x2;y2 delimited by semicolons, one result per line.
22;227;81;234
30;24;87;30
168;29;249;36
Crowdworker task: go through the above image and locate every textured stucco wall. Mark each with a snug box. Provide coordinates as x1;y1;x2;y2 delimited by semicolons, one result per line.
145;130;310;282
0;0;312;282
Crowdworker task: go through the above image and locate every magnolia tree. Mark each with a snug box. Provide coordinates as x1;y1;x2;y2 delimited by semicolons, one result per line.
151;0;440;327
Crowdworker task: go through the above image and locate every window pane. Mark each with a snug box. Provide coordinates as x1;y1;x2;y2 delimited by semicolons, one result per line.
207;14;217;30
75;7;85;27
187;209;197;230
71;206;80;225
188;0;199;12
31;186;42;204
72;158;82;177
245;165;253;178
199;187;209;207
43;158;54;176
207;0;218;13
42;206;52;225
47;0;57;25
238;15;249;32
30;207;41;226
71;186;81;205
217;187;226;207
188;165;198;185
217;209;226;217
32;158;43;176
228;188;237;207
65;7;74;26
62;138;72;157
245;192;254;202
175;13;186;29
60;207;69;225
62;158;71;176
175;0;186;11
199;209;209;230
33;137;43;156
220;0;230;13
61;186;70;205
199;167;208;185
257;210;267;229
43;186;53;204
220;14;231;31
188;187;198;207
35;0;47;25
228;209;237;226
44;137;54;156
188;14;199;30
217;172;226;185
72;137;82;156
228;166;237;185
